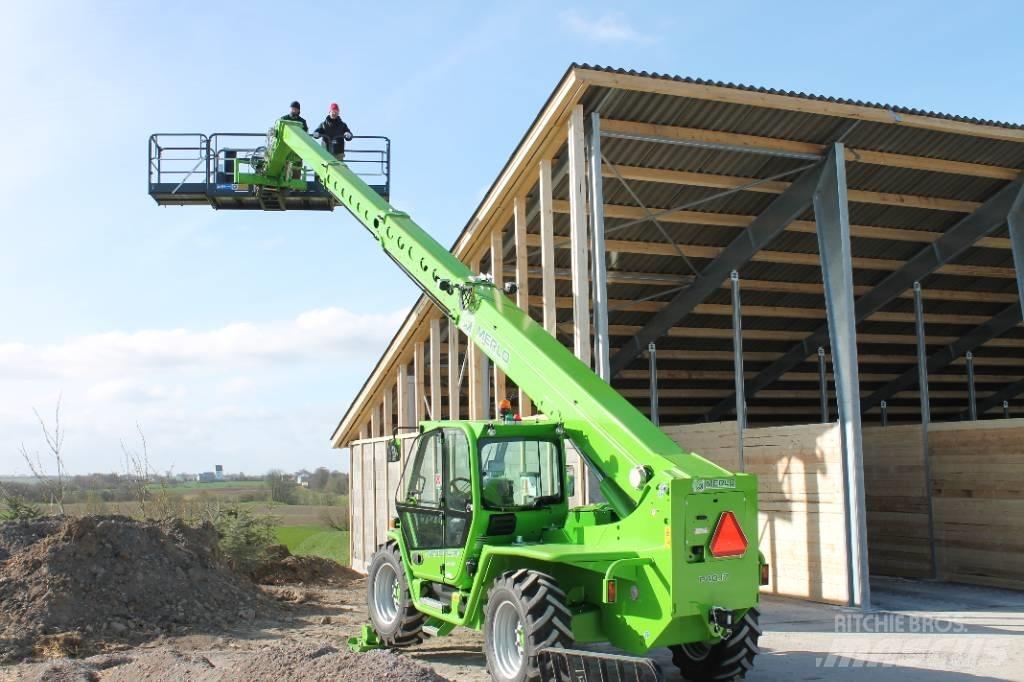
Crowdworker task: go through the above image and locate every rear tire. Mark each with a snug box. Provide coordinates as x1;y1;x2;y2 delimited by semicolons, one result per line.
483;569;573;682
669;607;760;681
366;542;424;647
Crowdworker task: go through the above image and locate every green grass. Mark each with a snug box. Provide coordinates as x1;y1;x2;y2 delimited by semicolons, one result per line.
275;524;348;564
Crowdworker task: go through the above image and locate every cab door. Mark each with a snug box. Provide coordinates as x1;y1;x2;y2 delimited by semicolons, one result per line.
396;429;447;582
395;428;475;585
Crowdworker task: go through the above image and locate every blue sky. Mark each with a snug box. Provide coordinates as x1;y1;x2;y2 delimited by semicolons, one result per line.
1;1;1021;475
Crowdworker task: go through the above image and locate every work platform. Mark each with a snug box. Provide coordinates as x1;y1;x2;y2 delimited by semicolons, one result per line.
148;132;390;209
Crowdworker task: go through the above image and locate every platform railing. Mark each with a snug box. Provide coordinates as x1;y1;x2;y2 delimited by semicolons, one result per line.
149;132;390;198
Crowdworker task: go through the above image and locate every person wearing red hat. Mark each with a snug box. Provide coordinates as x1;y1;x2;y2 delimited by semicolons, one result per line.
313;103;353;161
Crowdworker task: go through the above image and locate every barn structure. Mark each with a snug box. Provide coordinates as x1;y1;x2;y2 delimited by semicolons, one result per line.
333;64;1024;608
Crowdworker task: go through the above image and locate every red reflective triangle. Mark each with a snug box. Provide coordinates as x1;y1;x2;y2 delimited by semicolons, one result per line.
709;511;748;558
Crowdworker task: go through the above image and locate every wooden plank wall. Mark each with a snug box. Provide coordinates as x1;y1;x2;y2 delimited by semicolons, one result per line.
860;424;932;579
348;432;417;573
665;421;850;605
928;419;1024;591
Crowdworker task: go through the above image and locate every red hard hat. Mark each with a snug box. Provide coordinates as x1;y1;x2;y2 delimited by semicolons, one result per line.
329;102;339;112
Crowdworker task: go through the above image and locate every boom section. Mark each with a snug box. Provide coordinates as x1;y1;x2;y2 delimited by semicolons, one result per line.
251;120;732;513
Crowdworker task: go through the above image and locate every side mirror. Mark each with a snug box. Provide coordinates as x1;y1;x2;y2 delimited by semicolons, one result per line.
386;439;401;463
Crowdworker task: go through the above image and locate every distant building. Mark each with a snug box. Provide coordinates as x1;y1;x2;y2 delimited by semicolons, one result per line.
215;465;224;481
296;471;311;487
196;472;217;483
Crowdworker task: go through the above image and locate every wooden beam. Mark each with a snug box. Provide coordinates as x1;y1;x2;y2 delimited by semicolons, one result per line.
413;340;425;423
382;387;392;436
600;118;1022;180
490;229;507;414
531;224;1017;279
602;164;984;213
396;363;409;427
598;324;1024;348
539;158;557;334
448;318;461;420
468;255;485;420
370;401;380;438
429;317;442;421
576;69;1024;145
534;295;999;326
513;194;533;417
568;105;591;367
519;265;1020;304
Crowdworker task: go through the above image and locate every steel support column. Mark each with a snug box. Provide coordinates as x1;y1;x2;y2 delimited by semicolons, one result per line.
818;347;829;423
864;303;1023;410
610;162;823;377
1009;184;1024;319
812;143;869;609
730;271;746;470
589;112;611;382
912;282;938;579
966;378;1024;419
880;401;888;427
965;351;977;421
913;283;931;426
708;178;1024;421
648;342;659;427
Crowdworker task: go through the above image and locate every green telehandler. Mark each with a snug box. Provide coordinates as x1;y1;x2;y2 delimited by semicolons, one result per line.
149;119;767;681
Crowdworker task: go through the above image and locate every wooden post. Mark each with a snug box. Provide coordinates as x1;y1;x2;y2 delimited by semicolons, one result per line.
568;105;591;367
382;387;392;437
539;158;557;335
370;400;380;438
468;254;485;420
448;318;461;419
413;340;425;423
430;318;442;421
514;194;533;417
491;228;507;413
396;363;409;428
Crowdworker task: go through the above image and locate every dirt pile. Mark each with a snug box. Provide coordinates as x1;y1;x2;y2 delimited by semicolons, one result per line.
0;515;275;663
29;642;449;682
251;545;361;586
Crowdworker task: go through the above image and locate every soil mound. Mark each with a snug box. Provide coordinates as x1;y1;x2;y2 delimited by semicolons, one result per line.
251;545;360;586
29;643;448;682
0;515;274;663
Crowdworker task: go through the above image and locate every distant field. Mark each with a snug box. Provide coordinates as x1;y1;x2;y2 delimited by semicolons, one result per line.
157;481;264;490
275;524;348;564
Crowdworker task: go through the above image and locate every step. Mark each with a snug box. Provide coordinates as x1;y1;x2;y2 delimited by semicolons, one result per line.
422;624;440;637
418;596;447;612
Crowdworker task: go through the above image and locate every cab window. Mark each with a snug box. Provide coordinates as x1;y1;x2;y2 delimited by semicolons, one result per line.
478;438;562;510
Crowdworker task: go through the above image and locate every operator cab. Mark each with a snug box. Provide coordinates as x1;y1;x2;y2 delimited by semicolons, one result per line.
394;420;569;589
148;132;390;210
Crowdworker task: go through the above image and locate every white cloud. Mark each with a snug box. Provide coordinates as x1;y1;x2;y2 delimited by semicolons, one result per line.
560;9;654;44
0;307;406;475
0;306;406;380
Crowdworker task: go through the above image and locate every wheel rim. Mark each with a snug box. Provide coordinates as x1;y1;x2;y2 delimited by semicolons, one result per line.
492;600;524;679
682;642;711;661
373;563;400;625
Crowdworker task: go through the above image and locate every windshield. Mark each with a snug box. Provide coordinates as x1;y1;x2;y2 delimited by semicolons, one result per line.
478;438;562;510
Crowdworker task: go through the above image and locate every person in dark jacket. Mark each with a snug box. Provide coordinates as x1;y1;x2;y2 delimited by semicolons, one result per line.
279;101;308;180
313;103;353;160
281;100;308;132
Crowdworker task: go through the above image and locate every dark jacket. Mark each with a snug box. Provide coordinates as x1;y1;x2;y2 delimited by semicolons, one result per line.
314;116;352;155
280;112;308;132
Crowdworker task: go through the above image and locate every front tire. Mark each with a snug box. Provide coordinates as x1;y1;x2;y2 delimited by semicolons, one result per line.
483;569;572;682
669;607;761;681
366;542;424;647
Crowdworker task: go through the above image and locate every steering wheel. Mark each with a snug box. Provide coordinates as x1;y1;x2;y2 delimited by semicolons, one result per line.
449;477;473;498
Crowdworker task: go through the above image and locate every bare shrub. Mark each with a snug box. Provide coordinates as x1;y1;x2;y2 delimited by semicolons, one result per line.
18;396;68;515
319;506;349;532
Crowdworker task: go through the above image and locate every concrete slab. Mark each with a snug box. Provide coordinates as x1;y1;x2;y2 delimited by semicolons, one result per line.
412;577;1024;681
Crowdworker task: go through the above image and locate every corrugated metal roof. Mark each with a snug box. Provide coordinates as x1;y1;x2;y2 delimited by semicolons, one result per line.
334;64;1024;443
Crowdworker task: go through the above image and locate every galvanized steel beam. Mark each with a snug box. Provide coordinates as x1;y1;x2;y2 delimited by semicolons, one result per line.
706;177;1024;421
589;112;611;382
862;303;1023;411
609;162;823;377
731;272;746;470
810;143;870;610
